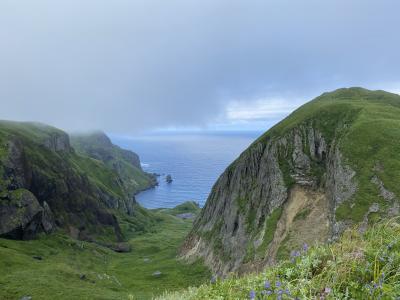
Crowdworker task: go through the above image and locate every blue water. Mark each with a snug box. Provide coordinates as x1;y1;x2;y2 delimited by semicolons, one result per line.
111;131;261;209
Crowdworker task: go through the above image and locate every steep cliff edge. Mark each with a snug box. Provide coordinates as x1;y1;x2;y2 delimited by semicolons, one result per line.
0;121;152;242
71;131;157;197
181;88;400;276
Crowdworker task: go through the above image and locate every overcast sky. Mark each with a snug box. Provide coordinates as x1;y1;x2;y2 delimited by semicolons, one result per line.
1;0;399;133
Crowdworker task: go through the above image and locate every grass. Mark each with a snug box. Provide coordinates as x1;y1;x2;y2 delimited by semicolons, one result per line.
156;201;201;216
158;219;400;299
71;132;156;196
0;211;210;300
250;88;400;223
0;120;155;243
256;208;283;259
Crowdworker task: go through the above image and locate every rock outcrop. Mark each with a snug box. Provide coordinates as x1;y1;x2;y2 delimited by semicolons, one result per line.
181;88;400;276
0;121;152;242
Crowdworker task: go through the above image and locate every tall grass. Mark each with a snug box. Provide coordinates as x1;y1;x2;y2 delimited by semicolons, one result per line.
158;219;400;299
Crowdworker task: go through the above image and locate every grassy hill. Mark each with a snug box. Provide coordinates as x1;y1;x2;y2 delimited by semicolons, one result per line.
255;87;400;222
180;87;400;276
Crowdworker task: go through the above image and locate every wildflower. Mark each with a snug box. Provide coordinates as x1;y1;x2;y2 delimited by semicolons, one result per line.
264;280;271;289
291;250;301;258
276;281;282;288
285;288;290;295
210;275;217;284
324;287;332;294
249;290;256;299
303;243;309;252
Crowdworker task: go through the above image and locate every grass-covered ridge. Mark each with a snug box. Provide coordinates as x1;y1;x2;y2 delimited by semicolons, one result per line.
156;201;201;216
252;87;400;223
0;120;137;242
71;131;156;197
159;219;400;299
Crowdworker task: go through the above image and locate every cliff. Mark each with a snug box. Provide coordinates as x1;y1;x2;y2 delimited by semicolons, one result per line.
0;121;152;243
71;131;157;198
180;88;400;276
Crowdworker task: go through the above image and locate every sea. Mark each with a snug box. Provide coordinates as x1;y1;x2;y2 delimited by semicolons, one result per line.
111;131;262;209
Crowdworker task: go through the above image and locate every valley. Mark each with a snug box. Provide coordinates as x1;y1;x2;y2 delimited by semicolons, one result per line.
0;204;209;300
1;88;400;299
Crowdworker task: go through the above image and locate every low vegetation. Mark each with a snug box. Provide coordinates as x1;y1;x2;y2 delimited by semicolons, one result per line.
156;201;201;216
0;209;210;300
158;219;400;299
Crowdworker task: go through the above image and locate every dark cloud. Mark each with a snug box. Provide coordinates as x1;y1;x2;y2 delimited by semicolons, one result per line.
1;0;399;133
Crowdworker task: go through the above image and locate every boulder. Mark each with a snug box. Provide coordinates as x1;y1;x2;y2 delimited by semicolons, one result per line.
0;189;43;240
113;242;131;253
152;271;162;277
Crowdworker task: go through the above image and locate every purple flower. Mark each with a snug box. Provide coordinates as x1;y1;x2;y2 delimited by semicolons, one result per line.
303;243;309;252
324;287;332;294
276;281;282;288
249;290;256;299
264;280;271;289
291;250;301;258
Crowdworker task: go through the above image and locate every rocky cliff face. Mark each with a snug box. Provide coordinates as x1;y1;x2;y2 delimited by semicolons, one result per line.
181;88;400;276
0;122;149;243
71;131;157;198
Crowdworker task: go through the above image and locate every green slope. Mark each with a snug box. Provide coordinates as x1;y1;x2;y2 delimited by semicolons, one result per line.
159;219;400;299
0;209;210;300
0;121;152;242
248;87;400;223
71;131;157;197
181;87;400;277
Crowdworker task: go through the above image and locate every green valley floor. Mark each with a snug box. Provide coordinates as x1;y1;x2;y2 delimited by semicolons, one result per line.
0;209;210;300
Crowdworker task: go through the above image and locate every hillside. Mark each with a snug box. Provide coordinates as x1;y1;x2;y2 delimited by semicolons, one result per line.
0;205;210;300
0;121;151;243
71;131;157;197
180;88;400;276
160;219;400;299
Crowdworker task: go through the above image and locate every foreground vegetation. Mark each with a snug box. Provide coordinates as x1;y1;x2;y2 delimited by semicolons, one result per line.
159;219;400;299
0;207;210;300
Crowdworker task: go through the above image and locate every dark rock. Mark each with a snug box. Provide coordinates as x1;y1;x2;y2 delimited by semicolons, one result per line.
166;175;173;183
0;190;43;240
80;274;86;280
42;131;71;152
32;256;43;260
41;201;55;233
113;242;131;253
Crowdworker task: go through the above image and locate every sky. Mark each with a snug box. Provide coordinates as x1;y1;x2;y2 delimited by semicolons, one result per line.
1;0;400;134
